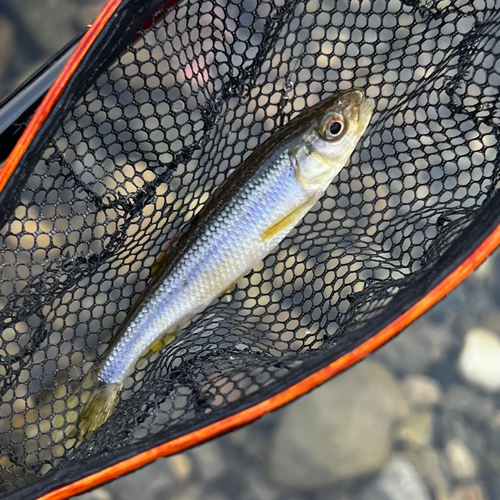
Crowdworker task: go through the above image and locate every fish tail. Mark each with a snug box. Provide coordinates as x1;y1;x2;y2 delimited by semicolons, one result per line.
77;366;122;444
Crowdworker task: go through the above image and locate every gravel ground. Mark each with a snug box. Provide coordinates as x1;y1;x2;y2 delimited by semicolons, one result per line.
1;2;500;500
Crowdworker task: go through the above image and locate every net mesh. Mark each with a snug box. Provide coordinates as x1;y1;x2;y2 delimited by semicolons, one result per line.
1;0;500;495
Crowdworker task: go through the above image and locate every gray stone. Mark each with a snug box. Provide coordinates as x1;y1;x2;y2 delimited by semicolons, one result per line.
448;484;487;500
437;410;487;466
239;470;282;500
405;448;450;500
74;488;112;500
374;320;452;376
201;494;229;500
170;454;193;481
442;385;494;424
270;360;409;488
487;474;500;500
396;412;434;449
0;18;14;95
10;0;99;53
192;441;226;481
445;439;477;480
402;376;442;408
316;491;353;500
458;328;500;392
106;458;178;500
490;415;500;461
168;485;203;500
229;422;271;461
359;455;432;500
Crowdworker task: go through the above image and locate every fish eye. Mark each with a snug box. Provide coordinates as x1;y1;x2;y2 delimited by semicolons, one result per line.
324;118;344;140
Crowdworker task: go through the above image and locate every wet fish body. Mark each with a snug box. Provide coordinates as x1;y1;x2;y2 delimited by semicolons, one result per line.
78;89;375;440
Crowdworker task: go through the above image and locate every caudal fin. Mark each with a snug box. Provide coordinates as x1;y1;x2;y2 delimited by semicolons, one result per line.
77;366;122;444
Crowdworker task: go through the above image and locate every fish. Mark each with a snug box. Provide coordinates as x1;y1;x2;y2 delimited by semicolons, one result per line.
77;88;375;441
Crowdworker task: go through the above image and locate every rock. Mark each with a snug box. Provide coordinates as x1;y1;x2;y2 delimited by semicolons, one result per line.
403;376;442;408
170;454;192;481
316;491;353;500
192;441;225;481
201;495;229;500
482;310;500;334
171;485;203;500
359;455;432;500
229;421;271;461
448;484;487;500
458;328;500;392
374;320;452;376
0;18;14;95
396;412;434;449
10;0;99;54
487;474;500;500
270;360;409;488
493;411;500;428
405;448;450;500
74;488;112;500
442;385;495;424
105;458;177;500
445;439;477;480
491;415;500;463
240;470;282;500
437;409;487;467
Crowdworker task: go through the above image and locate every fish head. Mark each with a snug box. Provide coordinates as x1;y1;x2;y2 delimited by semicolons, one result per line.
294;89;375;190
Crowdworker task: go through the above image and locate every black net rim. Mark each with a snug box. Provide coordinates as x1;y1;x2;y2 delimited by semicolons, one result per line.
1;0;500;499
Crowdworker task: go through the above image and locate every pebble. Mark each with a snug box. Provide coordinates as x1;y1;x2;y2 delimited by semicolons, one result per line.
405;448;450;500
270;360;409;488
171;485;203;500
437;410;487;468
104;459;177;500
442;385;495;424
396;412;434;449
192;441;226;481
201;495;228;500
374;319;452;376
316;491;353;500
482;309;500;334
490;416;500;465
0;17;14;93
170;454;192;481
240;470;282;500
403;375;442;408
229;422;270;461
9;0;97;53
359;455;432;500
448;484;487;500
75;488;112;500
445;439;477;480
458;328;500;392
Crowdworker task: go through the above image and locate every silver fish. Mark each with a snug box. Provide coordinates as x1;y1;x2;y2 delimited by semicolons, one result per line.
77;88;375;440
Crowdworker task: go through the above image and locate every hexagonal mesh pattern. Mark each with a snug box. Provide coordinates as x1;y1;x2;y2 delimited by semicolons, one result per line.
1;0;500;496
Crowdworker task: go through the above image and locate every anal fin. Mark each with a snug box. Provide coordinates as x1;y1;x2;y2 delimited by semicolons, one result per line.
136;322;189;369
218;276;243;297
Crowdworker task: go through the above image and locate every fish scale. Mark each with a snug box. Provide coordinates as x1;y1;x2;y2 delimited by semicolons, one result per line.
100;153;304;384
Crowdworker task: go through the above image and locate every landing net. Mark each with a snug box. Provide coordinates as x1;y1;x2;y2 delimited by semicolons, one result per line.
1;0;499;497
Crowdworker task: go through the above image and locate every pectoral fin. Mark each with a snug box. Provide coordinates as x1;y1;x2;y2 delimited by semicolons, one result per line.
261;195;318;241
